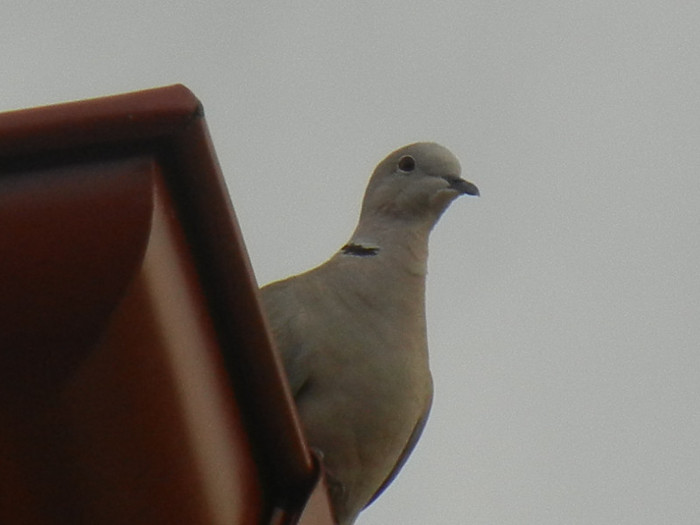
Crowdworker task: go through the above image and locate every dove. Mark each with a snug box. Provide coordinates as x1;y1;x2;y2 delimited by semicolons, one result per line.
260;142;479;524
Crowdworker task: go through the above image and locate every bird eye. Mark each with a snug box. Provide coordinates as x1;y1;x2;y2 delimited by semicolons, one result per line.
397;155;416;173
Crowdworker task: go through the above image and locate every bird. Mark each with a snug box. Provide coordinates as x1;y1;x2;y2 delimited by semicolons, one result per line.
260;142;479;524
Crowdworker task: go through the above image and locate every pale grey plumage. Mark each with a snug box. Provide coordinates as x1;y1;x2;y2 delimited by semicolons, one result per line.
260;142;478;524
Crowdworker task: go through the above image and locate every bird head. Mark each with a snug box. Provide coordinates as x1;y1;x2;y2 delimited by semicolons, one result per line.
360;142;479;228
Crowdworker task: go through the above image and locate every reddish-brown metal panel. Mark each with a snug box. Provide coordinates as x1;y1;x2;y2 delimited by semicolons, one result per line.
0;156;154;400
0;157;266;524
0;85;199;157
0;85;332;523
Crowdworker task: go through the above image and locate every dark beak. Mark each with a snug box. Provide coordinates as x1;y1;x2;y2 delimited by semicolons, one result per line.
445;176;480;196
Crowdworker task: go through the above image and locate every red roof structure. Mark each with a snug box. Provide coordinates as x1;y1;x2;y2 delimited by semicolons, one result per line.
0;85;334;524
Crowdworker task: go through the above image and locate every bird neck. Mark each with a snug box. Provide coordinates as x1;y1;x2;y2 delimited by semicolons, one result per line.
346;217;432;277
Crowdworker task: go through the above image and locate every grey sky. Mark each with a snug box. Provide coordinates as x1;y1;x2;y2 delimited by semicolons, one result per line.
3;2;699;523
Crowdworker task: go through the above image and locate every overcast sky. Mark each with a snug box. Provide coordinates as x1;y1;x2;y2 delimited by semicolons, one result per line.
3;2;699;523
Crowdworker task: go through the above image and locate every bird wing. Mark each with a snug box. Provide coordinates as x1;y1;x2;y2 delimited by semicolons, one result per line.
364;396;433;507
260;280;312;395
